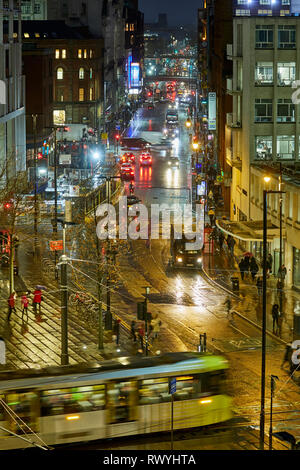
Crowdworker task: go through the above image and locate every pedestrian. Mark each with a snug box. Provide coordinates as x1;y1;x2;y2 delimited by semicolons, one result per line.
113;318;121;345
33;288;42;316
224;296;232;319
151;317;161;340
238;258;247;281
256;276;263;297
7;292;16;321
218;231;225;251
130;320;137;342
243;255;250;276
278;264;287;282
138;324;145;350
271;303;279;334
21;293;29;322
227;235;236;257
250;257;259;281
208;207;215;227
281;343;293;371
266;253;273;275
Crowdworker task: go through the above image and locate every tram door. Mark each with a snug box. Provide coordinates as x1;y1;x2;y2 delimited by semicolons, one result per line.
5;391;39;435
106;380;138;437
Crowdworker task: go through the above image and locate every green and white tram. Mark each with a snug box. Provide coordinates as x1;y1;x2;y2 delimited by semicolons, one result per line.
0;352;232;450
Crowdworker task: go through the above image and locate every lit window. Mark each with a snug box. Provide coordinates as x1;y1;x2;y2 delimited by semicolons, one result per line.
79;88;85;101
277;135;295;160
79;67;85;79
125;23;129;31
78;49;82;58
90;50;93;58
24;33;30;38
90;68;93;79
35;33;40;38
55;49;60;59
277;62;295;86
255;62;273;85
84;49;87;58
255;136;273;161
62;49;66;59
57;68;64;80
53;110;66;125
89;88;93;100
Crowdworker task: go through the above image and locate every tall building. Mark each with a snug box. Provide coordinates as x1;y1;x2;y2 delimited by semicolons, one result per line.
225;11;300;287
233;0;300;17
0;0;26;178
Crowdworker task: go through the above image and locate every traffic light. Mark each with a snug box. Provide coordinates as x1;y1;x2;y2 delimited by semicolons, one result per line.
115;133;120;141
4;202;11;210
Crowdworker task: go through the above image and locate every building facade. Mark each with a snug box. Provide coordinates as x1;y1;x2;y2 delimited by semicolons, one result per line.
0;0;26;178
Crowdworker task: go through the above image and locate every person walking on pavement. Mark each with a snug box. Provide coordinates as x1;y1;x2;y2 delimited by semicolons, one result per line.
271;303;279;334
208;207;215;227
278;264;287;282
113;319;121;345
21;293;29;322
281;343;296;374
7;292;16;321
130;320;137;342
224;296;233;320
238;258;247;281
256;276;263;297
250;257;259;281
138;324;145;350
218;231;225;251
33;288;42;317
266;253;273;275
227;235;236;257
151;317;161;340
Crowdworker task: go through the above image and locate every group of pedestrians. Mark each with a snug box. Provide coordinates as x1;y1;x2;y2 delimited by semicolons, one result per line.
7;288;43;323
238;254;259;282
130;317;162;351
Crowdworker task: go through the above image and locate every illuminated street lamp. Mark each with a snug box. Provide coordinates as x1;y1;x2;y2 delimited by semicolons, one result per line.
192;140;200;151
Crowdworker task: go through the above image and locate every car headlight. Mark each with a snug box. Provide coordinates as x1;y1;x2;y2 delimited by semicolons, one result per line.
177;257;183;263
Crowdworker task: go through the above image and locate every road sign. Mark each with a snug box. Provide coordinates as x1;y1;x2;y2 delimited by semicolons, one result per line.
169;377;176;395
59;154;72;165
101;133;108;140
115;125;121;130
49;240;63;251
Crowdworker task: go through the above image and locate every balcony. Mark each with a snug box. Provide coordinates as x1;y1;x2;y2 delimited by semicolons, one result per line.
226;113;242;129
226;148;242;169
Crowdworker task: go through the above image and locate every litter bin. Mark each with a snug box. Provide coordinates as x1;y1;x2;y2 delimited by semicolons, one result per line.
231;276;239;292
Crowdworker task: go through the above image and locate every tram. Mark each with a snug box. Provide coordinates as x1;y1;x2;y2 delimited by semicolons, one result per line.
0;352;232;450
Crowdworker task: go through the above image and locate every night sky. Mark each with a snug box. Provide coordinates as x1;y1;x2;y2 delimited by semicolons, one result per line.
139;0;199;26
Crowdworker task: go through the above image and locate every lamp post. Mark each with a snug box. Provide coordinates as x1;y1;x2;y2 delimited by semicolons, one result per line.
260;187;284;450
279;163;283;318
143;286;151;356
32;114;38;255
269;374;279;450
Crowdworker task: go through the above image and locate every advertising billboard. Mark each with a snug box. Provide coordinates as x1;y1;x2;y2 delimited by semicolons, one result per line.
208;92;216;131
130;63;140;89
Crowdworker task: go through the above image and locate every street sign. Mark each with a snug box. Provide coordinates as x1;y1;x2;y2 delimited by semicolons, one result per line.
59;154;72;165
115;125;121;130
49;240;63;251
101;133;108;140
169;377;176;395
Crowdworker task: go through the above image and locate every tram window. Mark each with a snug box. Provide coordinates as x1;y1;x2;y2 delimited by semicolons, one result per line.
107;381;137;424
41;385;105;416
6;391;38;434
203;371;226;395
139;376;203;404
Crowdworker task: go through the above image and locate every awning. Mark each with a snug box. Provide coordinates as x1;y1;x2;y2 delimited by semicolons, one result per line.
216;219;286;243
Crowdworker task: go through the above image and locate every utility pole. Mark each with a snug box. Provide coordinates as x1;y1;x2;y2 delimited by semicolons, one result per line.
279;163;283;318
60;223;68;365
105;178;112;330
269;374;279;451
32;114;38;255
93;200;103;349
53;127;58;280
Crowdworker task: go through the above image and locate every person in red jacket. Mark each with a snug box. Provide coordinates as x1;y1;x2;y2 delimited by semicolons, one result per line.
7;292;16;321
33;289;42;316
21;293;29;322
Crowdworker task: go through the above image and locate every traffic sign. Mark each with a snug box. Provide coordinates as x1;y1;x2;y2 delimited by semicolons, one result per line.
115;125;121;130
101;133;108;140
49;240;63;251
169;377;176;395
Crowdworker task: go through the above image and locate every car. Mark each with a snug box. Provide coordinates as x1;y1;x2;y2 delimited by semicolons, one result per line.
139;152;152;166
167;157;179;168
120;163;135;180
121;152;135;164
147;103;154;110
127;195;141;207
121;137;151;150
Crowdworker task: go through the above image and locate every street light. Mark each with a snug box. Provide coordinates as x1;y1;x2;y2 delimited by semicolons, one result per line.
269;374;279;450
260;188;285;450
185;118;192;129
143;286;151;356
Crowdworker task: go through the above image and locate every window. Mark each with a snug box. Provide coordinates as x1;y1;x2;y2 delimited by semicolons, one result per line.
84;49;87;58
78;49;82;58
130;23;135;31
277;135;295;159
57;88;64;102
255;136;273;160
277;99;295;122
41;385;105;416
89;87;93;100
125;23;129;31
255;98;273;122
57;67;64;80
280;10;290;15
35;33;40;38
55;49;60;59
89;68;93;79
282;0;290;4
62;49;66;59
277;62;295;86
260;0;270;4
256;25;273;48
79;88;84;101
278;25;296;49
6;392;38;434
90;50;93;58
255;62;273;85
235;9;250;15
79;67;85;79
34;3;41;14
53;110;66;125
